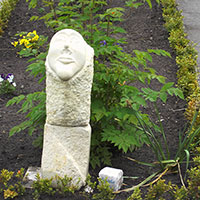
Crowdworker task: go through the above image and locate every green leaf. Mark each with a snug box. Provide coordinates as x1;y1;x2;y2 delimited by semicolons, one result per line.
145;0;152;9
141;88;159;102
113;27;127;33
174;88;184;99
132;96;146;107
184;149;190;177
29;15;39;21
157;75;166;84
148;49;171;58
91;99;108;122
166;88;174;96
160;82;174;92
126;2;143;9
6;95;25;106
26;0;38;9
159;92;167;103
18;48;35;57
102;124;145;153
127;157;156;167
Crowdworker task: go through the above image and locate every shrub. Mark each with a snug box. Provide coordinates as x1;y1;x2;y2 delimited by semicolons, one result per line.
161;0;200;158
0;0;19;34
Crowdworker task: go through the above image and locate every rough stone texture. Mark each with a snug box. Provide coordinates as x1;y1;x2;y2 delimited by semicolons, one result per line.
45;51;93;127
41;124;91;188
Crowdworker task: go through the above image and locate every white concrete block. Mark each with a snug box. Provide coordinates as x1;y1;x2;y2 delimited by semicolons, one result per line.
99;167;123;191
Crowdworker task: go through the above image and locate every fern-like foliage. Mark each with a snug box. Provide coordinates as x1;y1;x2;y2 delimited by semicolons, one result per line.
6;92;46;140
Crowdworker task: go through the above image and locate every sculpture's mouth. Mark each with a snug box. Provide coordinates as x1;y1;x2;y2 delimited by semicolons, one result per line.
57;57;75;64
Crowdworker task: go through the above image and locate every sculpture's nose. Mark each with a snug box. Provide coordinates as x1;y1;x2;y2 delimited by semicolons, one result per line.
64;43;69;49
63;42;72;54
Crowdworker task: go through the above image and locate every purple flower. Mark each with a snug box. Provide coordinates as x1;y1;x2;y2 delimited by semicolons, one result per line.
0;74;5;83
6;73;13;79
116;42;124;52
6;74;14;83
1;74;5;79
100;40;107;46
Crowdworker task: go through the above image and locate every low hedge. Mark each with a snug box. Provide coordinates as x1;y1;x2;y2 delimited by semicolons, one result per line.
161;0;200;137
161;0;200;172
0;0;19;35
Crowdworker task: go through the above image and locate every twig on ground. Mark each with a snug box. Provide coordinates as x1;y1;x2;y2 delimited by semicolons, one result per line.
142;168;168;187
177;162;187;190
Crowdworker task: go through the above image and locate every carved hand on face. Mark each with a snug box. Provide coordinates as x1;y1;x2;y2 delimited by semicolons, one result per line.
47;31;87;81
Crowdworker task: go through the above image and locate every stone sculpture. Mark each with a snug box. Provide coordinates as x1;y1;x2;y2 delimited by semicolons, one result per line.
41;29;94;188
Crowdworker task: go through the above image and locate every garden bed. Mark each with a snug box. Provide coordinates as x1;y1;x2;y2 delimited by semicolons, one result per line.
0;0;187;199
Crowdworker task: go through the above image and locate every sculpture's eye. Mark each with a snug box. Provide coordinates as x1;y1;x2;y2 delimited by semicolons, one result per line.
70;36;82;45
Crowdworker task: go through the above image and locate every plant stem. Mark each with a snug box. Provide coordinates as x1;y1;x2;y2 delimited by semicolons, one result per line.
177;162;187;190
134;110;166;167
154;103;170;159
143;168;168;187
107;15;110;37
81;2;86;30
49;0;57;20
114;172;158;193
89;2;94;44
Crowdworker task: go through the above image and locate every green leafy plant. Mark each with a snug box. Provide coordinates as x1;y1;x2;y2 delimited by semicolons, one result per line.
92;177;116;200
11;30;48;57
32;174;55;200
186;166;200;199
161;0;200;183
14;169;26;196
0;168;26;199
145;179;173;200
126;172;200;200
32;174;81;200
161;0;199;101
6;91;46;147
85;174;97;193
126;0;160;9
0;0;19;34
0;169;14;192
127;187;142;200
54;175;78;194
7;34;47;147
0;73;16;95
117;107;200;193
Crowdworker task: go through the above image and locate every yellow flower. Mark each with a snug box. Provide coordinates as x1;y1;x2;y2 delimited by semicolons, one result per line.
11;41;18;47
31;34;39;42
32;30;37;35
19;38;26;45
27;33;31;37
118;81;126;86
24;40;32;48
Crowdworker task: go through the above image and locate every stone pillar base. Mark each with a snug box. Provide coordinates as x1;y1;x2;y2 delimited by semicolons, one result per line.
41;123;91;189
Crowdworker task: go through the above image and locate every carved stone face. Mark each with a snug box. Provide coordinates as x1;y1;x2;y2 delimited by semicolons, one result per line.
47;30;87;81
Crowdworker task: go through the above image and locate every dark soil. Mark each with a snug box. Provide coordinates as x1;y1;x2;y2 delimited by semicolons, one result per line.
0;0;187;199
